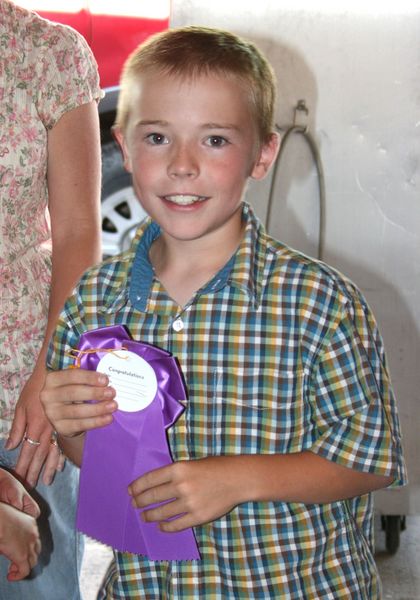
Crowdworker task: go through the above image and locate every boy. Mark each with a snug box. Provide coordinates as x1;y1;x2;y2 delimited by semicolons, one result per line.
41;26;406;599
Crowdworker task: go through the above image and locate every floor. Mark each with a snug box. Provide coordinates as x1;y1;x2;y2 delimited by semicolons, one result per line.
375;515;420;599
80;537;111;599
80;515;420;599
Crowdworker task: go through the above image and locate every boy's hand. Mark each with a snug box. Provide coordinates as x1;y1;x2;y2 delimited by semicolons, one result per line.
129;456;247;532
0;503;41;581
0;470;40;518
40;369;117;437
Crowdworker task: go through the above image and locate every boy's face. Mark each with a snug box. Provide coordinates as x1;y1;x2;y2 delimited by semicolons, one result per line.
115;71;278;248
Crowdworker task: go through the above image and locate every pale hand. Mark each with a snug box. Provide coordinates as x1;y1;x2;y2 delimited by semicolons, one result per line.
128;456;248;532
40;368;117;438
6;368;63;487
0;469;40;518
0;503;41;581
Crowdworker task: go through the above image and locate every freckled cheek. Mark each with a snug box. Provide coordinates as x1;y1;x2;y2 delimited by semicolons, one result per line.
130;153;162;178
129;159;158;192
213;158;251;182
210;154;242;172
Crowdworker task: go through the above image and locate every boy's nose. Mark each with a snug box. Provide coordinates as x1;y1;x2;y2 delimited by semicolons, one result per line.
167;144;199;178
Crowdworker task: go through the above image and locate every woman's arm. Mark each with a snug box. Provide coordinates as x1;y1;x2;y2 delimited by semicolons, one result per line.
7;101;102;487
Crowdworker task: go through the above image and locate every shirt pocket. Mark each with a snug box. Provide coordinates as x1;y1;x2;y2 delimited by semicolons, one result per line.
201;366;313;454
212;366;307;406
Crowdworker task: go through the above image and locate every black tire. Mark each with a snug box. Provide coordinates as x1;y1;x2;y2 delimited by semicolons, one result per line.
382;515;403;555
100;141;146;257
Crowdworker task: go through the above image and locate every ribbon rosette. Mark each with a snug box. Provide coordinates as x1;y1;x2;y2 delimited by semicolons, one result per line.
74;325;200;561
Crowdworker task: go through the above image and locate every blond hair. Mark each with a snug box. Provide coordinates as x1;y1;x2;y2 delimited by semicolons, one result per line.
115;26;276;143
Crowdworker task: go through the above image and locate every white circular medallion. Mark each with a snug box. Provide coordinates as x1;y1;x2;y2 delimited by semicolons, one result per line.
97;350;158;412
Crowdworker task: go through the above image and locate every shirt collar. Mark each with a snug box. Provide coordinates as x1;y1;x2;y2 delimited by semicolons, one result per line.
129;219;160;311
124;202;267;312
226;202;265;308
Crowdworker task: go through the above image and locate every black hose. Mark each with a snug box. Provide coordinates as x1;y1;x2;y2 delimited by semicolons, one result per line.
265;124;326;261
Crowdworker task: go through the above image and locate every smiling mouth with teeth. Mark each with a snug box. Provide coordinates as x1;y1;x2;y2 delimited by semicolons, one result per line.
164;194;207;206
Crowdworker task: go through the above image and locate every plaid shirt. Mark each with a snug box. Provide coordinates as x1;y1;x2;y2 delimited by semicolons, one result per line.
48;203;406;599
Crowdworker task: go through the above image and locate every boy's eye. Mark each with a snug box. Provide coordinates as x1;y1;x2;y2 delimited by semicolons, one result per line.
146;133;168;145
205;136;228;148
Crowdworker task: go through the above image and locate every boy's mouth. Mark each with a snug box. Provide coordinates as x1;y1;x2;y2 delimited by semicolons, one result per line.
163;194;207;206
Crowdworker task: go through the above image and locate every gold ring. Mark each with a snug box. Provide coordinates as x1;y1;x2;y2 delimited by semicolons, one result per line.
23;435;41;446
50;431;59;447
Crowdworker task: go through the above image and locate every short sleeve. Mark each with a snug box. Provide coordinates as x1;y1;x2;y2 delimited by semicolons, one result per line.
47;289;86;371
308;286;407;488
34;22;103;129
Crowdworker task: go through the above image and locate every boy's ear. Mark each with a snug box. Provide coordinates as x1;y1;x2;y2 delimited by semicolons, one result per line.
112;127;133;173
250;132;280;181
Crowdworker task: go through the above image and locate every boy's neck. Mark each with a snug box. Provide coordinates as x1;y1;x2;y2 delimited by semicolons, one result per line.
149;225;245;308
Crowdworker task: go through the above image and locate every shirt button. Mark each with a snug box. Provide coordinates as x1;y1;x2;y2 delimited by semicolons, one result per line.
172;318;184;332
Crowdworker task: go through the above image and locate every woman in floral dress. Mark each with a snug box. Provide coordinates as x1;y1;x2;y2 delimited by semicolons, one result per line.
0;1;102;597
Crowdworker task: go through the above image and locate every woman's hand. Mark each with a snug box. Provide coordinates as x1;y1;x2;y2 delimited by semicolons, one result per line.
5;367;62;488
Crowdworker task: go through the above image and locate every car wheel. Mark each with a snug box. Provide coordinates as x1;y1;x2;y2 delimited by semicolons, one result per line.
101;141;147;257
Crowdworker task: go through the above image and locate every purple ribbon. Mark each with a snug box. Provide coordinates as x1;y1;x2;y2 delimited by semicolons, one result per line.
75;325;200;560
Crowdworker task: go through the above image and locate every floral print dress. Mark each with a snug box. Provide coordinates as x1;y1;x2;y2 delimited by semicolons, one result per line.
0;0;102;436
